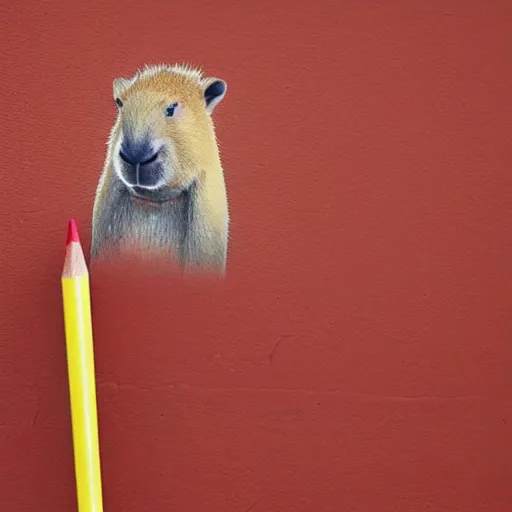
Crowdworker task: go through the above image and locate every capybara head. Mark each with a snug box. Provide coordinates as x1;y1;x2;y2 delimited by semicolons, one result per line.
108;64;227;202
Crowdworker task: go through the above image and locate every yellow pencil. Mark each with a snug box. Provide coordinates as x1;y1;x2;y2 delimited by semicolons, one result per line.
61;219;104;512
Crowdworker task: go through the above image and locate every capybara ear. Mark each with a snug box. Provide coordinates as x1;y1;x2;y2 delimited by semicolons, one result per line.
202;77;227;114
112;77;132;99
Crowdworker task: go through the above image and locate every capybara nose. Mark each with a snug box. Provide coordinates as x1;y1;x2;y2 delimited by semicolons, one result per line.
119;138;162;187
120;149;159;167
119;141;158;167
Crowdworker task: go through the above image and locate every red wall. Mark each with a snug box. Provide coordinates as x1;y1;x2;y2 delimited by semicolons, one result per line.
1;1;511;511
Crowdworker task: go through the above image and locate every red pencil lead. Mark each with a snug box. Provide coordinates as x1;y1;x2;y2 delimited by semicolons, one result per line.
67;219;80;245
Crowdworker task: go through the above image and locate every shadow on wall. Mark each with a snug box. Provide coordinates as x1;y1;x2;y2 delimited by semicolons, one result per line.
90;63;230;278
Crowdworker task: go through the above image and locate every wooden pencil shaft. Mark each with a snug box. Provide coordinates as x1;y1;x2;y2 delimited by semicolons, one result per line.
62;271;104;512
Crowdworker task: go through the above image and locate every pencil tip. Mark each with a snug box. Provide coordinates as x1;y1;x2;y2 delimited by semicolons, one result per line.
67;219;80;245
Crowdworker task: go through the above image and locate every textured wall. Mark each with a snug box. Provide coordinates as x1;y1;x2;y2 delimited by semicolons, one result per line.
1;1;511;511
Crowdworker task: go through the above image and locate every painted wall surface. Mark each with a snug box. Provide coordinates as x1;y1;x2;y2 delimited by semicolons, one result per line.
1;1;511;511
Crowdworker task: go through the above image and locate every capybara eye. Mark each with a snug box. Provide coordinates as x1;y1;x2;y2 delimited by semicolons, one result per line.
165;102;178;117
115;98;123;108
